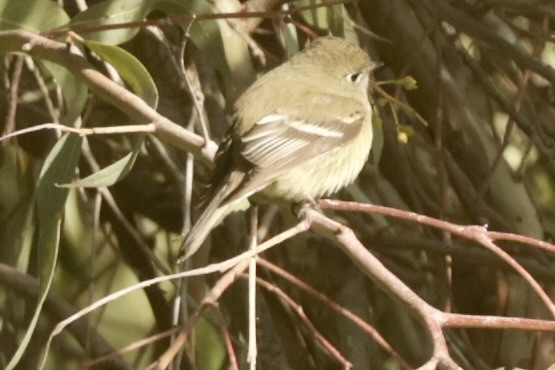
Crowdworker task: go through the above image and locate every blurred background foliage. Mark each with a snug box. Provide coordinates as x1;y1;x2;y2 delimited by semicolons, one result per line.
1;0;555;369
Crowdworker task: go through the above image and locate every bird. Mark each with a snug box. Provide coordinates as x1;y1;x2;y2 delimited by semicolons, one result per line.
178;36;377;262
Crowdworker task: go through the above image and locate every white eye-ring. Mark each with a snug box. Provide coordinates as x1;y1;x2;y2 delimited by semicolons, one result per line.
347;71;363;84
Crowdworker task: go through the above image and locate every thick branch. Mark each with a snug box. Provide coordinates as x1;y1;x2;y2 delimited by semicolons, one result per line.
0;30;218;164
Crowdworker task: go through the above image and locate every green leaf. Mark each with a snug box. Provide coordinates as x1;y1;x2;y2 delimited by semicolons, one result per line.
195;318;225;370
5;134;82;370
189;17;229;74
326;4;345;36
0;145;35;264
0;0;69;32
85;40;158;108
371;112;383;166
157;0;229;74
62;135;144;188
41;61;89;125
0;0;86;126
36;134;83;288
69;0;155;45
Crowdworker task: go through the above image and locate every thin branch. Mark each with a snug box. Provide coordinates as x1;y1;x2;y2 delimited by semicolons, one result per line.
257;258;412;369
83;326;182;368
3;56;24;138
42;0;357;38
320;200;555;317
319;200;555;255
248;275;353;369
302;207;457;368
39;219;310;369
0;122;156;142
26;57;60;123
149;260;250;370
80;141;173;278
248;206;259;370
443;312;555;331
212;309;240;370
0;30;218;164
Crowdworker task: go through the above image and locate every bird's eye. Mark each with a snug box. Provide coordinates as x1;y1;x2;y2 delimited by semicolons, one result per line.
347;72;362;83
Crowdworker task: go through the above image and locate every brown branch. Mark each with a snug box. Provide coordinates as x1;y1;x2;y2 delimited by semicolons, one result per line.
320;200;555;255
42;0;356;38
302;208;457;368
241;0;286;33
3;56;23;138
0;30;218;164
443;312;555;331
212;309;240;370
146;220;310;368
305;204;555;368
147;259;250;370
40;219;309;368
257;258;412;369
83;327;182;368
247;274;353;369
320;200;555;317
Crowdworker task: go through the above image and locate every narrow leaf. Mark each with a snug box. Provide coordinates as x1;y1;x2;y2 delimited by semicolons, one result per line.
85;40;158;108
42;61;89;125
0;0;69;32
62;135;144;188
69;0;154;45
5;134;82;370
156;0;230;74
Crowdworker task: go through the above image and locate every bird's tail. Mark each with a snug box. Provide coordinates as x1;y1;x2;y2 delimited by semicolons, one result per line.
177;171;245;263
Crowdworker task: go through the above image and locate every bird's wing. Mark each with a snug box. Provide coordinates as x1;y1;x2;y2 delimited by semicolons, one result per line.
223;111;365;203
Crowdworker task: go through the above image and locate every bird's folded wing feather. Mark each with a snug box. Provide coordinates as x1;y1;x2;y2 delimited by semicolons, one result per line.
224;111;364;203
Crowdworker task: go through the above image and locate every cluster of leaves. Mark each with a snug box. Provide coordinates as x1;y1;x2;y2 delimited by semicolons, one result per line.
0;0;555;369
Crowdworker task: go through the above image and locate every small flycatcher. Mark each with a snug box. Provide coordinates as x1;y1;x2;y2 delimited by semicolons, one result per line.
179;36;377;261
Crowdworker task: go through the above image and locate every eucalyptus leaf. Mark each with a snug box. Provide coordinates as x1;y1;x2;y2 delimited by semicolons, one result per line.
371;113;383;166
0;0;86;126
41;61;89;125
62;135;144;188
195;318;226;370
0;0;69;32
156;0;229;74
69;0;155;45
5;134;82;370
0;145;35;264
326;3;345;36
85;40;158;108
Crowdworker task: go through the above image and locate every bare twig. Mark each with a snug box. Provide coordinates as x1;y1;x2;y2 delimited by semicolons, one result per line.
39;219;309;369
257;258;412;369
0;122;156;142
83;326;182;368
248;206;259;370
320;200;555;317
248;275;353;369
3;56;24;138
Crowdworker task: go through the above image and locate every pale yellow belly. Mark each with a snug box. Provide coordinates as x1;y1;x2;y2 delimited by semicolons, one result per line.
261;118;373;201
